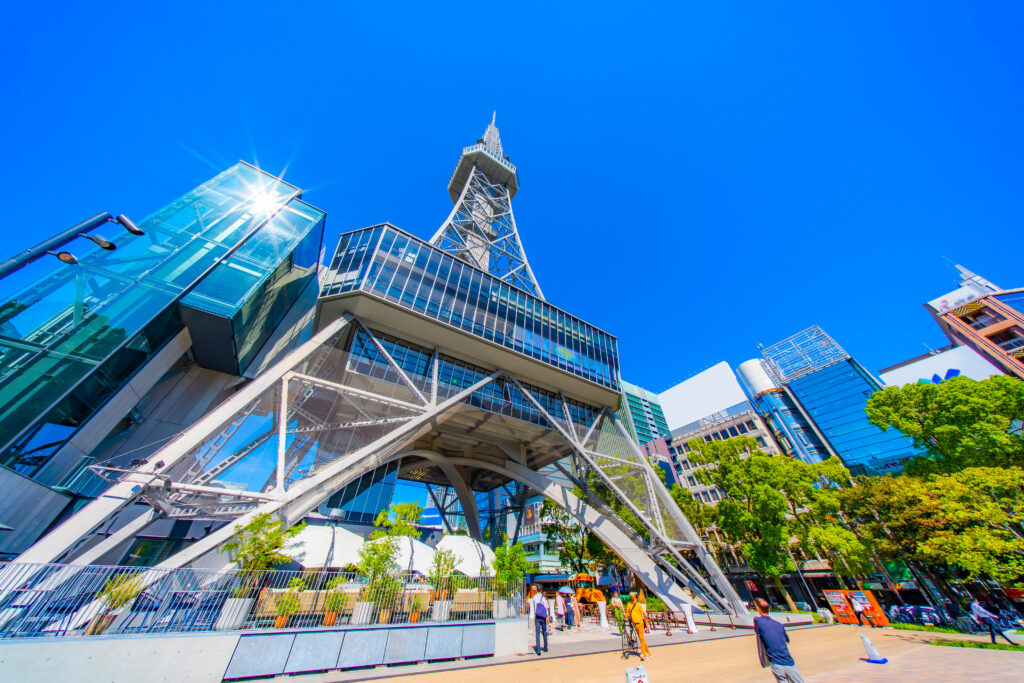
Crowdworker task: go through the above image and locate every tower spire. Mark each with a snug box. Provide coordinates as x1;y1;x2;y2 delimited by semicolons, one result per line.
481;111;503;158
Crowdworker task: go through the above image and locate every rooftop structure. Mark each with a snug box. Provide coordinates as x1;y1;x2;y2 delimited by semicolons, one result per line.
658;361;749;431
760;325;850;386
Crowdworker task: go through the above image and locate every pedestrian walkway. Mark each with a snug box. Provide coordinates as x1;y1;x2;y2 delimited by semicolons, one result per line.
260;624;1023;683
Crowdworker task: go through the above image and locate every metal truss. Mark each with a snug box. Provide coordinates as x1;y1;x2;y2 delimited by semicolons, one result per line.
430;165;544;299
15;314;744;615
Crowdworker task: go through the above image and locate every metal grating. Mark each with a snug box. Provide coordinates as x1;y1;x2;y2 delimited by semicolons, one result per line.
760;325;850;385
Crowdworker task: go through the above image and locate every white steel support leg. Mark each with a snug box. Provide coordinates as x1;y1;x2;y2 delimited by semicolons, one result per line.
12;316;352;567
142;373;499;573
277;376;288;492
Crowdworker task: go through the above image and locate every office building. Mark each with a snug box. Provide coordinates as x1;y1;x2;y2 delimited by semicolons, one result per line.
657;401;780;505
736;359;832;464
760;326;920;475
620;380;670;445
925;265;1024;380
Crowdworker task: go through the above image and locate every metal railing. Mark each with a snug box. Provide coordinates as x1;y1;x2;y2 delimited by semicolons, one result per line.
0;562;525;639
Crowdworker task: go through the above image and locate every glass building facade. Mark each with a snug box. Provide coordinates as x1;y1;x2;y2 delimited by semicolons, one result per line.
620;380;670;445
752;390;831;465
786;360;919;475
322;225;620;392
0;163;323;483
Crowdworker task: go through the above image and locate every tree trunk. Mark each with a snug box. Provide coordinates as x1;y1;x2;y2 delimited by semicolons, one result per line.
773;575;799;613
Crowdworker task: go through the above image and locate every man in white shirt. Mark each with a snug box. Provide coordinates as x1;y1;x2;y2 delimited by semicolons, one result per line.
971;600;1015;645
531;586;549;655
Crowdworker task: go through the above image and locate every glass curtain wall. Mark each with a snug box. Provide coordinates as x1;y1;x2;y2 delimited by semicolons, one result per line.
323;225;620;391
0;163;300;479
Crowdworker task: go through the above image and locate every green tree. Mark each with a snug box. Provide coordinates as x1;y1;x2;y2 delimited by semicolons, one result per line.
492;539;534;595
539;499;598;573
687;435;868;610
370;502;423;539
841;467;1024;587
220;513;306;572
866;375;1024;475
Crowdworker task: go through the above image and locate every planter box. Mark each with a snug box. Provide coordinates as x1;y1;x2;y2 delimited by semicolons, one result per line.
351;601;375;625
431;600;451;623
216;598;255;631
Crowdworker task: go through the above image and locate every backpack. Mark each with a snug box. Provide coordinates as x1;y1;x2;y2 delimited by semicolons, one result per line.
535;597;548;618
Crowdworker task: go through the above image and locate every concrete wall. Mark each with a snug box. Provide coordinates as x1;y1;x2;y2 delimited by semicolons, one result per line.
0;632;239;683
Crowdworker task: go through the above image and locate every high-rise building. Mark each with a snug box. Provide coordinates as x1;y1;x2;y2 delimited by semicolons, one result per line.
649;401;780;504
20;117;743;616
0;163;325;556
736;359;832;465
925;265;1024;380
759;325;920;475
620;380;670;445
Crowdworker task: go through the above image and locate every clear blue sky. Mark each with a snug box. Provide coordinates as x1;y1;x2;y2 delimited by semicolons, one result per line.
2;2;1021;394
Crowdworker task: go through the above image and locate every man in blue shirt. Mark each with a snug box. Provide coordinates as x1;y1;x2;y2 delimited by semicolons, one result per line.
753;598;805;683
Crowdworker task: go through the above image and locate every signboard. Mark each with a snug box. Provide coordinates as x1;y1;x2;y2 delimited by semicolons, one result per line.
927;284;984;314
626;665;650;683
823;589;890;627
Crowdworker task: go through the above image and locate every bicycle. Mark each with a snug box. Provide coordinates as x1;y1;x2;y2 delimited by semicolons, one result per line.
620;620;639;659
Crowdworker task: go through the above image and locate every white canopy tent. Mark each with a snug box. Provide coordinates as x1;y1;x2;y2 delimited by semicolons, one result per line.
435;535;495;578
367;536;436;575
283;525;364;569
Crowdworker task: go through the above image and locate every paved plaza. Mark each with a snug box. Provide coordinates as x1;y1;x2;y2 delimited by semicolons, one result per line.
263;622;1024;683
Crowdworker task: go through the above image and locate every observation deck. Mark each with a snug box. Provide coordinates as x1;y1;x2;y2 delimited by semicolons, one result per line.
447;144;520;201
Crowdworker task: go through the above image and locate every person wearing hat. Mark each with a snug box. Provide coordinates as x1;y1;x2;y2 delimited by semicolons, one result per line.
626;591;652;660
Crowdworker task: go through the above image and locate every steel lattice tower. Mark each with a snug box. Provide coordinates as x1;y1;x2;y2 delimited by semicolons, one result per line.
430;113;545;298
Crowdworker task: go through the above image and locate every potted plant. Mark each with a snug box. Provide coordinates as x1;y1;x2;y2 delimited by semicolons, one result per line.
355;535;399;625
216;513;305;631
368;575;402;624
428;546;460;622
86;572;144;635
409;592;427;623
322;576;348;627
491;539;533;620
274;579;305;628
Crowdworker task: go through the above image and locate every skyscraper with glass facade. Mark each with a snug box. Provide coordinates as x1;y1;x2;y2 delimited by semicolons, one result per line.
0;163;324;556
759;326;920;475
620;380;670;445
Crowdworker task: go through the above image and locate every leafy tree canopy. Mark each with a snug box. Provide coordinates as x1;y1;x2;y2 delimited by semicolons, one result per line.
492;539;534;589
370;502;423;539
866;375;1024;475
840;467;1024;586
220;513;306;573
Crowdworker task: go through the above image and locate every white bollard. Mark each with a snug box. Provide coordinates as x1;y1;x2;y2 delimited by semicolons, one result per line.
625;664;650;683
598;600;609;629
860;634;888;664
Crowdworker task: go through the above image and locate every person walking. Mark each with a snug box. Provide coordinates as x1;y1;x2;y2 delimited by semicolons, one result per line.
611;592;626;635
627;591;652;660
571;591;583;630
564;592;575;630
531;586;549;655
971;599;1015;645
555;591;566;630
753;598;805;683
637;588;649;632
